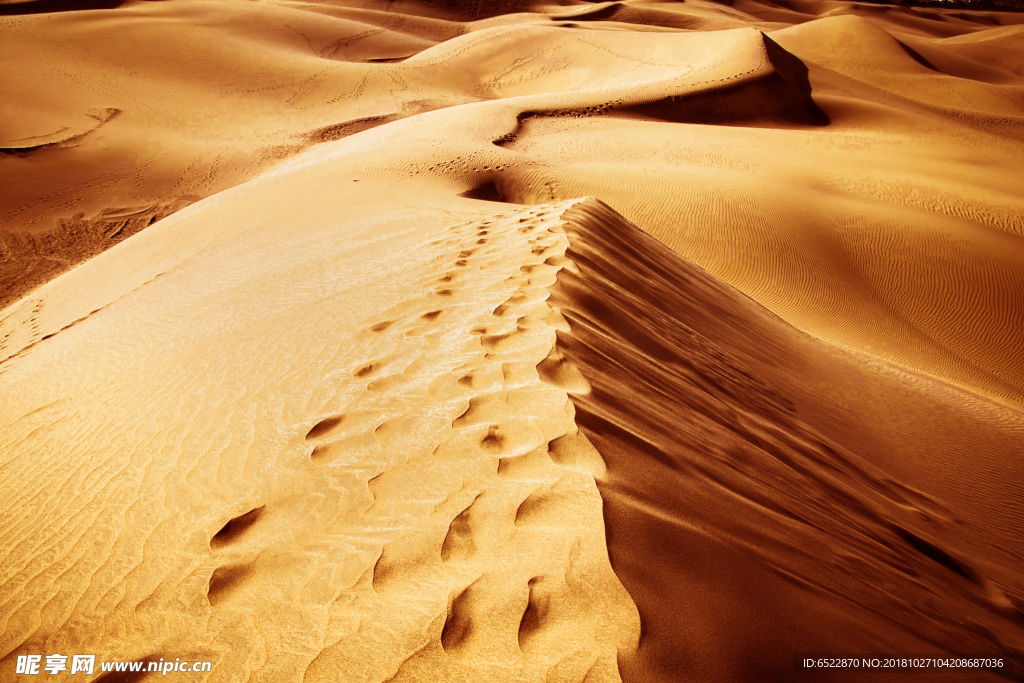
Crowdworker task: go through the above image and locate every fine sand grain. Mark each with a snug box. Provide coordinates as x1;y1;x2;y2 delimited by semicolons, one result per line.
1;0;1022;681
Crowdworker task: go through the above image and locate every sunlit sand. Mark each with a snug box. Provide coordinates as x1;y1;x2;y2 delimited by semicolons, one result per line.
1;0;1022;681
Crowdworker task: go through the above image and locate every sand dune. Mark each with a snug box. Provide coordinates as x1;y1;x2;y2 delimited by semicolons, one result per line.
555;199;1024;682
1;0;1023;681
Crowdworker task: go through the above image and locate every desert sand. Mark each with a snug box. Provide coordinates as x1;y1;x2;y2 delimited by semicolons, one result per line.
1;0;1023;681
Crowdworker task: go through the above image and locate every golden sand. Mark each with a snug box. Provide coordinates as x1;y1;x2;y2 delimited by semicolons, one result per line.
1;0;1022;681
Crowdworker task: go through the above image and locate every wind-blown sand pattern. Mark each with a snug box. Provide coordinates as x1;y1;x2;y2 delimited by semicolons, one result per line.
1;0;1023;681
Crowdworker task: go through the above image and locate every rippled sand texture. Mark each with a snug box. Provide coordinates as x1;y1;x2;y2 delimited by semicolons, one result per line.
2;0;1023;682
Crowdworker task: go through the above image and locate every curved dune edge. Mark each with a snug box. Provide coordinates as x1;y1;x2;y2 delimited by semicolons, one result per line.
549;199;1024;682
0;24;787;358
1;3;1023;679
4;2;1022;408
0;108;120;152
0;198;642;682
1;194;1021;681
6;8;1023;413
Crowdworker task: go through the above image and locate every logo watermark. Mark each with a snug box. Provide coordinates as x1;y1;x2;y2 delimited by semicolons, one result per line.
15;655;212;676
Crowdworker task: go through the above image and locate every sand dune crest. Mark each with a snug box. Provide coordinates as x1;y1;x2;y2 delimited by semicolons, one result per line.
2;1;1023;680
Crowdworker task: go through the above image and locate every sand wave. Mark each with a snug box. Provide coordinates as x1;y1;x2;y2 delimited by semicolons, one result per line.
2;1;1023;680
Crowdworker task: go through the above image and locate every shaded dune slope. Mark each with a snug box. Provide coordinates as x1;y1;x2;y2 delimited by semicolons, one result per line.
1;1;1023;681
626;33;830;125
552;199;1024;682
0;25;804;367
0;0;469;307
4;0;1022;412
1;187;1021;680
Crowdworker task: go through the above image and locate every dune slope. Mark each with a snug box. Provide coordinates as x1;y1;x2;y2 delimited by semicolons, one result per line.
1;0;1023;681
554;199;1024;682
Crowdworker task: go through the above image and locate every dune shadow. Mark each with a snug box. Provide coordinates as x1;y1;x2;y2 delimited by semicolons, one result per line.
0;0;125;15
627;34;830;128
91;661;158;683
210;506;266;550
894;526;983;585
460;181;507;202
896;40;939;70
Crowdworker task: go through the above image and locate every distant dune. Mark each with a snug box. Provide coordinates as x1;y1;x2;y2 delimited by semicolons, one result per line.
1;0;1022;681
